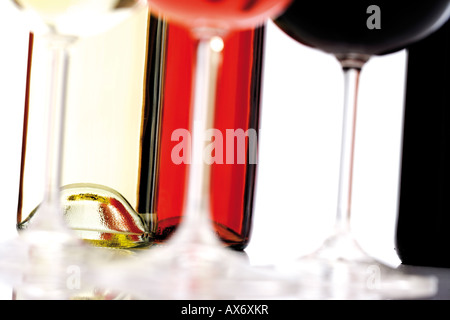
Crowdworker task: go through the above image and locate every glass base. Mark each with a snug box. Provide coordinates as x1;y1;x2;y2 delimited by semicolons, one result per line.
0;228;118;300
93;241;299;300
279;232;438;299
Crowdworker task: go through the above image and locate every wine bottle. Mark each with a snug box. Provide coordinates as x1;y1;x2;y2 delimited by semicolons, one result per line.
148;23;265;250
17;11;265;250
17;9;157;248
395;19;450;267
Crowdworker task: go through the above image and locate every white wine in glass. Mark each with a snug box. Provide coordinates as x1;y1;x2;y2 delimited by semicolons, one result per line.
12;0;146;36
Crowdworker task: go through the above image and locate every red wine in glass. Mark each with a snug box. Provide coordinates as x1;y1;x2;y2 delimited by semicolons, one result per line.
146;0;291;30
275;1;450;57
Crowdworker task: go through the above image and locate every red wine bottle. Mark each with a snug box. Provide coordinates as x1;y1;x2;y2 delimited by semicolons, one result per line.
146;23;265;250
395;18;450;267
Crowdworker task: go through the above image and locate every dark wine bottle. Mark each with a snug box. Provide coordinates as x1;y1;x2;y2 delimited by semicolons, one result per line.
395;19;450;267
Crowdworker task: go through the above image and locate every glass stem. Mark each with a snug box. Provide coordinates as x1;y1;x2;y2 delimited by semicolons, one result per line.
30;36;73;232
334;66;361;236
173;36;223;245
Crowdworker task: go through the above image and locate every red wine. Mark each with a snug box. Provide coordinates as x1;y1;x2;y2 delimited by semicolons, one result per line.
395;20;450;267
146;0;291;30
274;1;450;56
148;23;265;250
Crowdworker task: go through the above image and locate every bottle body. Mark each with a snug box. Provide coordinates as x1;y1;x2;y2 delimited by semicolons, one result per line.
17;10;157;248
150;23;265;250
395;20;450;267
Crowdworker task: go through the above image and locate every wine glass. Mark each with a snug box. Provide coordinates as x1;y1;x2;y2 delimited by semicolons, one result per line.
0;0;147;299
91;0;299;300
273;1;450;299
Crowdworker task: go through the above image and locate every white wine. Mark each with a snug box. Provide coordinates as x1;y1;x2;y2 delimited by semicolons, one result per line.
17;10;165;248
11;0;146;36
14;0;120;13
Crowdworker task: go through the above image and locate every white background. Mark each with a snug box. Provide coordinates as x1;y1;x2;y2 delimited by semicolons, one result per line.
0;5;407;298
